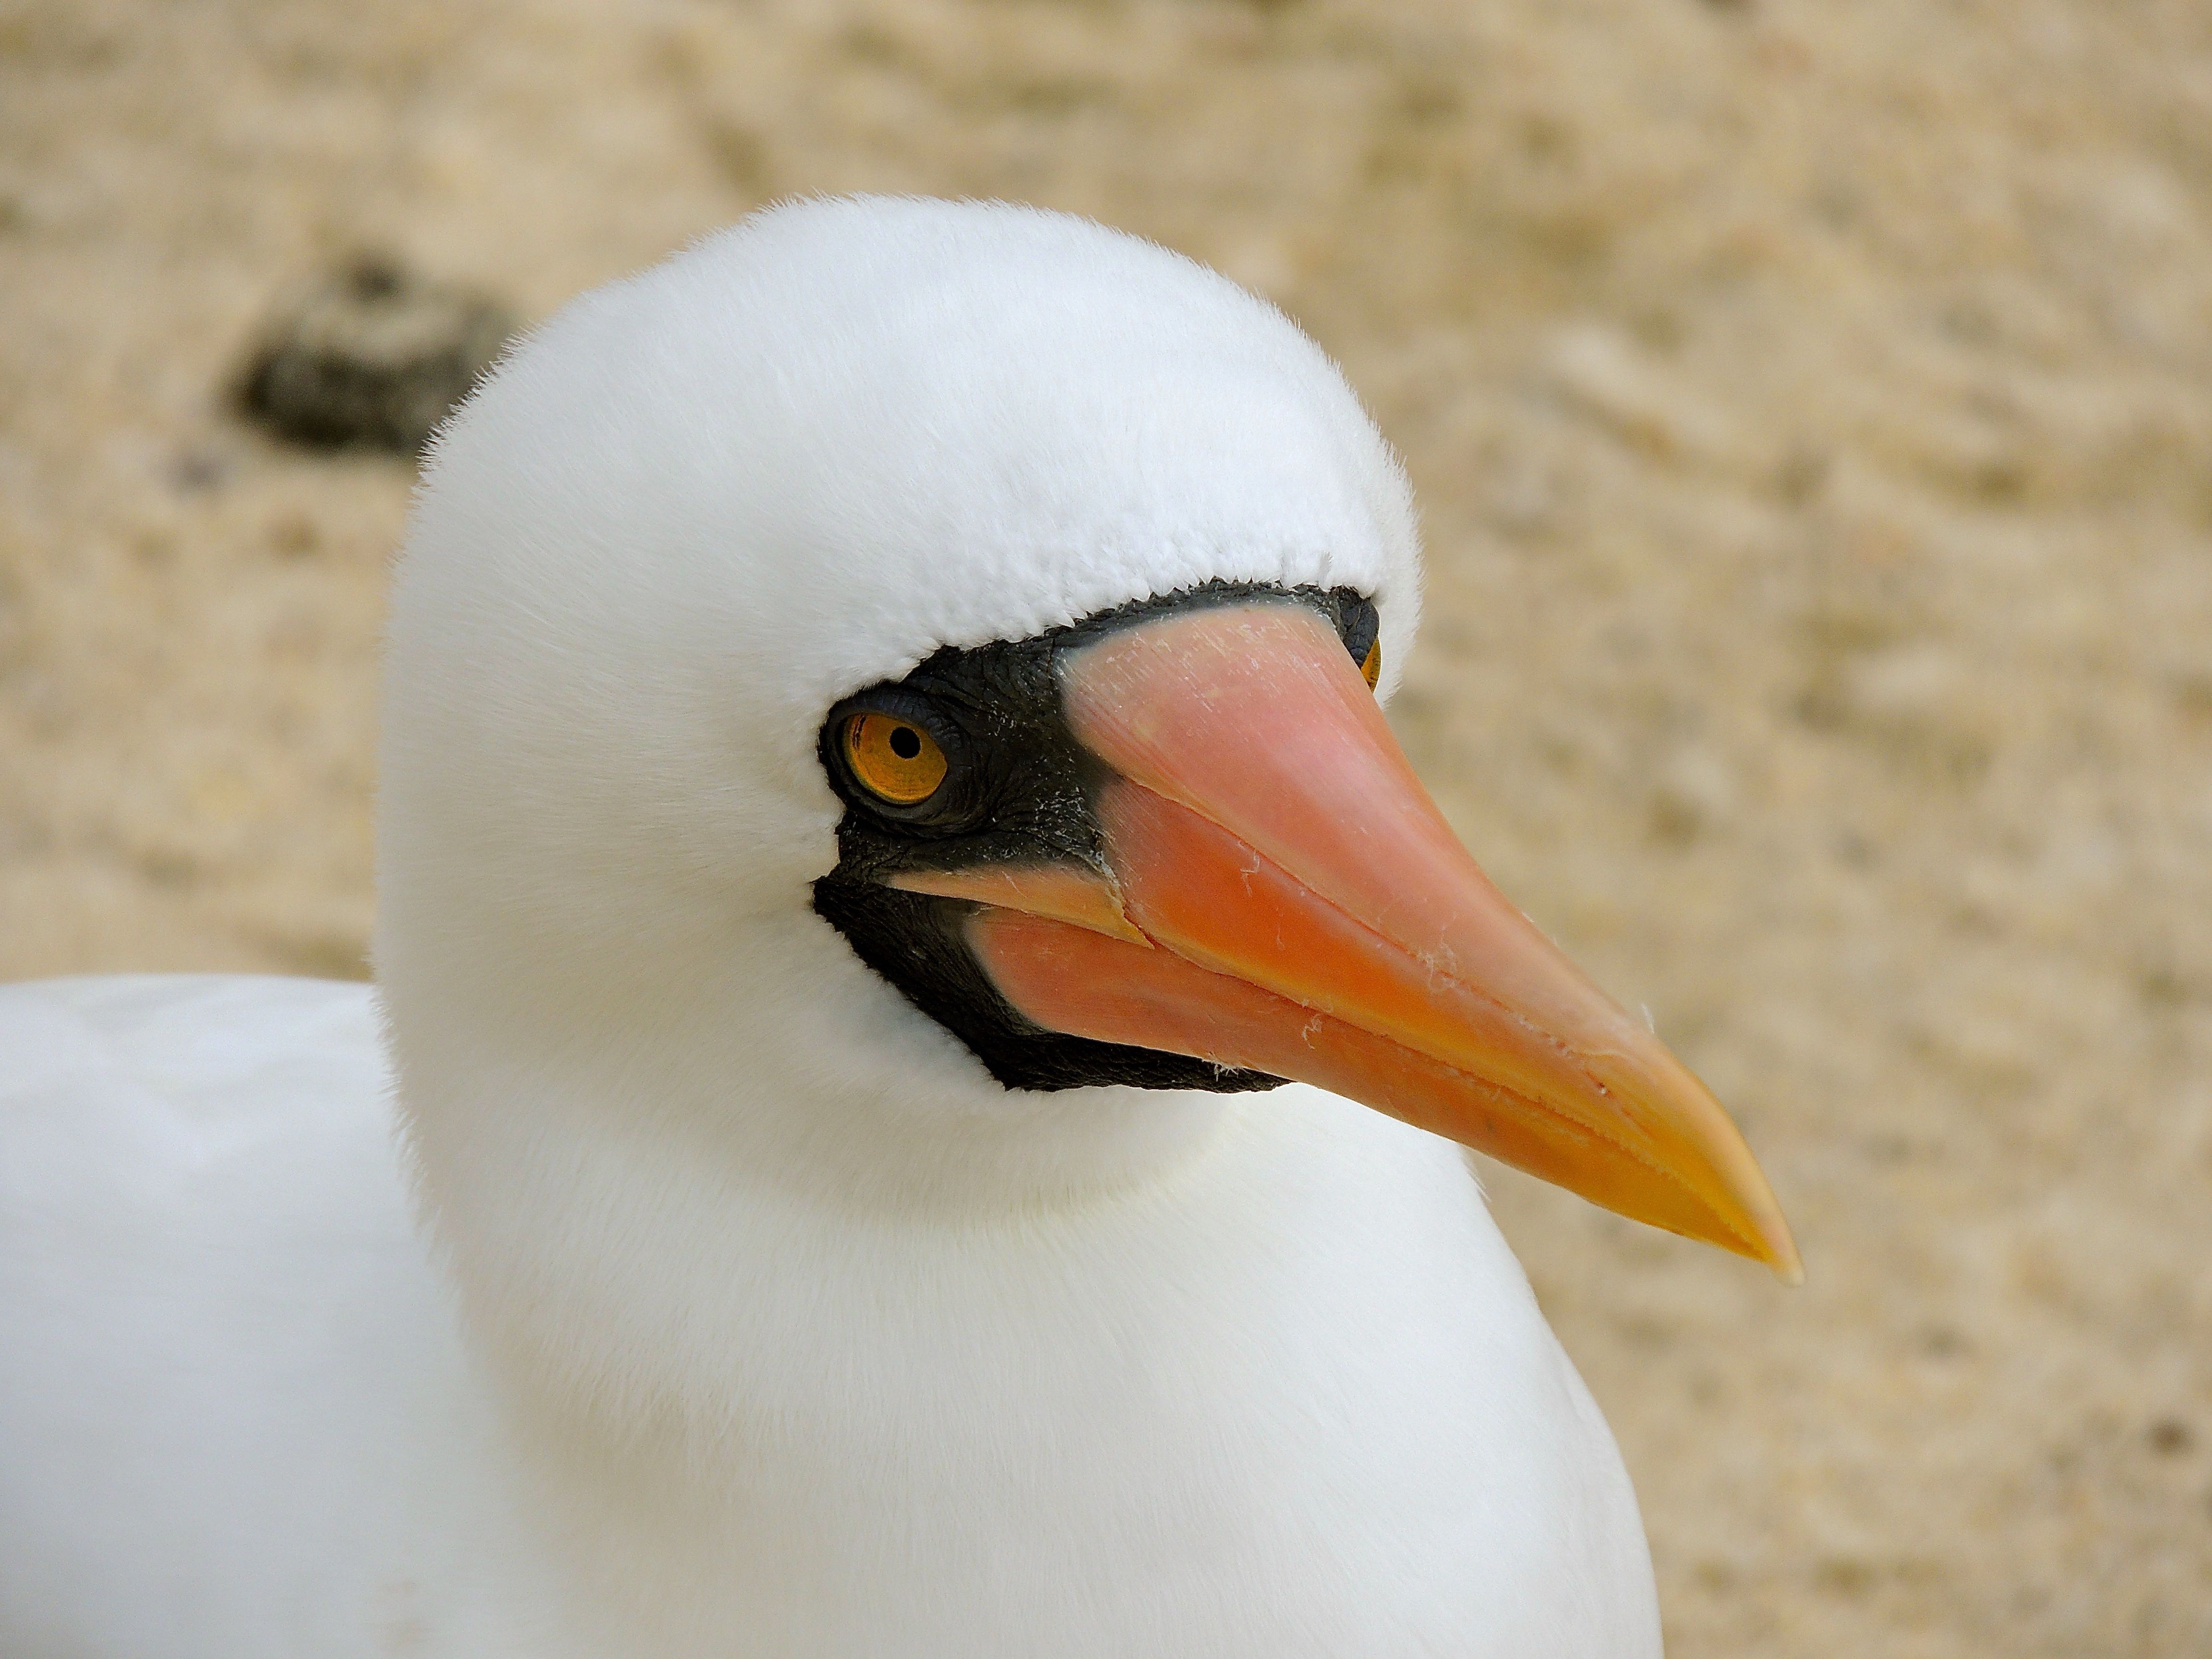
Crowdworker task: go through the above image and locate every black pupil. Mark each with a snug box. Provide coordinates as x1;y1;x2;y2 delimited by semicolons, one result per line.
889;724;922;760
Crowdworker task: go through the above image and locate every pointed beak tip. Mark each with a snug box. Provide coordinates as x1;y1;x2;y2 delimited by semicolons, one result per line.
1703;1147;1802;1286
1763;1228;1806;1287
1717;1190;1801;1285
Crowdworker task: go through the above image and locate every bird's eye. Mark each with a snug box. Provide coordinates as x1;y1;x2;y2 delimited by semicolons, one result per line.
843;712;949;805
1360;638;1382;691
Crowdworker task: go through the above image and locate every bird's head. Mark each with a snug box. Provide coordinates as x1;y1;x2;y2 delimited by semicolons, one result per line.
377;197;1795;1282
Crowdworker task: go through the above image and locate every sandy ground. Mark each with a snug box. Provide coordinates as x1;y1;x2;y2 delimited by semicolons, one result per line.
5;0;2212;1650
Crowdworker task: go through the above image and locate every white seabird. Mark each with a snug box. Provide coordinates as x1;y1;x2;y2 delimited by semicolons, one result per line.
0;197;1796;1659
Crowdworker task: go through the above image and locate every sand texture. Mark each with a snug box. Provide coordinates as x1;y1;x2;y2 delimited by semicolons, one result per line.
4;0;2211;1650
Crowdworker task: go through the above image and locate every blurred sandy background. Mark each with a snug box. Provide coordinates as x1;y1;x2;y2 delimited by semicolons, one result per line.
5;0;2211;1650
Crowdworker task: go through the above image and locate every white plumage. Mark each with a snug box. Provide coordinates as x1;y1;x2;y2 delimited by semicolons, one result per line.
2;198;1665;1656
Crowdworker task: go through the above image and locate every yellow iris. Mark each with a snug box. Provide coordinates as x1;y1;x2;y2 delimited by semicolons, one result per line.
843;713;948;805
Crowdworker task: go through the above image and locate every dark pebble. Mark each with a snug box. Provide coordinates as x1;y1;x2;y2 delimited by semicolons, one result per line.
237;256;517;455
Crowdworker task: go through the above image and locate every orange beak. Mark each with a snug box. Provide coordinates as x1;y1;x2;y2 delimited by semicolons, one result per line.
894;601;1800;1280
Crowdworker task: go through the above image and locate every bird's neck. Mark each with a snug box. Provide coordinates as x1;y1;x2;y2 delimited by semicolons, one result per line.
383;917;1248;1437
393;1031;1553;1655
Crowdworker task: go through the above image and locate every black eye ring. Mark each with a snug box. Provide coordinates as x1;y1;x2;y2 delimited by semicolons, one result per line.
1335;594;1380;682
819;688;989;834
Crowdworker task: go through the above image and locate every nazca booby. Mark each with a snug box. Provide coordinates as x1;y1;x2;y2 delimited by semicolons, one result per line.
0;197;1797;1658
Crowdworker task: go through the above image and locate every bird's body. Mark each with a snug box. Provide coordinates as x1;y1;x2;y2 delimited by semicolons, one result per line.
2;197;1791;1656
2;974;1656;1657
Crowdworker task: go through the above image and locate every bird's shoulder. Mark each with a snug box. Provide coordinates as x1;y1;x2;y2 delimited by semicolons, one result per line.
0;971;417;1374
0;971;384;1148
0;973;404;1273
0;975;558;1659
